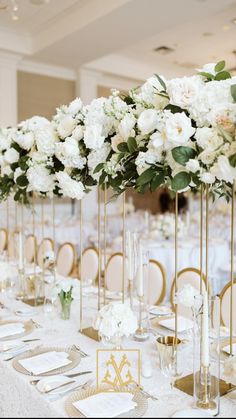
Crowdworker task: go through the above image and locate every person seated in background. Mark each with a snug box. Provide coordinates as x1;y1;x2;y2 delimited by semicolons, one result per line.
159;189;188;214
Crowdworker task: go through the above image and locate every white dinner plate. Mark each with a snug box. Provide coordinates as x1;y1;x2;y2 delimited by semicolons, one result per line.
171;408;213;418
149;306;173;317
37;376;78;395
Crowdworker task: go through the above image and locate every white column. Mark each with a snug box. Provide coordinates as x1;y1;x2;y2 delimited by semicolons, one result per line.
0;51;21;127
77;69;102;221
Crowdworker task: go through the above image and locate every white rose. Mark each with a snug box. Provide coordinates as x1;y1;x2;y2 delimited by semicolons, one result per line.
200;172;215;184
118;114;135;140
138;109;158;134
56;171;85;200
167;76;204;109
186;159;200;173
67;98;83;115
166;112;195;145
197;63;216;75
27;165;54;193
15;132;34;151
199;150;216;165
150;130;166;148
4;148;19;164
195;127;223;151
57;115;76;139
111;134;124;152
83;125;105;150
35;125;57;155
211;155;236;184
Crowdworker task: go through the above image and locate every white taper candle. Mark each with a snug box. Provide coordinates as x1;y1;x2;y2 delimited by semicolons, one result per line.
137;243;144;297
202;291;209;368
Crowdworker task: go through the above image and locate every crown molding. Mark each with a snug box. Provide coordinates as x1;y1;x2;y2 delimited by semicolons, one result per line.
18;59;76;81
0;28;32;55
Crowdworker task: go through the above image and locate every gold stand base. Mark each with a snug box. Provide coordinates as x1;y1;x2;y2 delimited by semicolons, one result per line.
80;327;101;342
196;400;217;410
175;373;235;397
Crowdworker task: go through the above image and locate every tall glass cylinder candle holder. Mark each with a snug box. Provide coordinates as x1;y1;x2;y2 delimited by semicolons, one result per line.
134;244;150;342
193;294;220;416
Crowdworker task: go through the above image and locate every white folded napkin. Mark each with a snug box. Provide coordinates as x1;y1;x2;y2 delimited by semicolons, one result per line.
222;343;236;356
73;392;137;418
0;323;25;339
159;316;193;332
19;351;72;375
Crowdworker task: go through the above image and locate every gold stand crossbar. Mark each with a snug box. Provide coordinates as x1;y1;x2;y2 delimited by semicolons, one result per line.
175;373;235;397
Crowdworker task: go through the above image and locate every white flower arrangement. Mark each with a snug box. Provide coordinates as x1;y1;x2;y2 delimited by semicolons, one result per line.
174;284;200;308
224;357;236;386
151;213;185;240
93;302;138;339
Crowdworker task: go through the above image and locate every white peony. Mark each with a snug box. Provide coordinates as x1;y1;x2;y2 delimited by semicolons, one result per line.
35;125;57;156
200;172;215;184
118;113;136;140
4;148;19;164
186;159;200;173
199;150;216;165
0;130;11;151
195;127;223;151
27;165;54;193
83;125;105;150
211;155;236;184
57;115;77;139
20;116;50;132
167;76;204;109
138;109;158;134
56;171;85;200
174;284;200;308
165;112;195;145
15;131;34;151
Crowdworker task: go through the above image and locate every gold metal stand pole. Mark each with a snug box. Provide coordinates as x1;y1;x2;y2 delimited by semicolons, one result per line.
205;185;209;294
122;192;126;304
52;196;56;284
103;186;107;306
175;192;178;348
41;198;45;285
200;185;204;294
15;201;18;232
230;181;235;356
32;194;36;278
6;198;9;262
79;200;83;332
98;187;101;311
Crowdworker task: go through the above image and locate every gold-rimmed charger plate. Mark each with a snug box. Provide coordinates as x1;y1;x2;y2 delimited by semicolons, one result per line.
0;320;34;341
13;346;81;376
65;386;148;418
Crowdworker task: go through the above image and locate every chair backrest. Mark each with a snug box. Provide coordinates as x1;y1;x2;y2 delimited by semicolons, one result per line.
170;267;206;318
148;259;166;305
57;242;76;277
37;238;54;268
24;235;37;264
7;231;17;260
105;252;128;293
79;247;99;284
0;228;7;254
220;280;236;333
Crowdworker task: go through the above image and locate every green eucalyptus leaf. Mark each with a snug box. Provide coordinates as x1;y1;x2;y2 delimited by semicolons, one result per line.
93;163;104;174
231;84;236;103
155;74;167;91
215;60;225;73
214;71;231;81
198;72;214;80
172;146;196;165
171;172;191;192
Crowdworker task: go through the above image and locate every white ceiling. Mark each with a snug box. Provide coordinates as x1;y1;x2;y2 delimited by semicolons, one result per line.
0;0;236;80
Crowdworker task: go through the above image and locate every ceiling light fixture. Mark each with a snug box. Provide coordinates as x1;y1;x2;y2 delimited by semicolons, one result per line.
0;0;50;21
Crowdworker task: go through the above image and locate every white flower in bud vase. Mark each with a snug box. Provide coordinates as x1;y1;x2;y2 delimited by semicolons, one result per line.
174;284;200;308
211;155;236;184
166;112;195;145
138;109;158;134
57;115;77;139
35;125;57;156
4;148;19;164
186;159;200;173
200;172;215;184
84;125;105;150
56;171;85;200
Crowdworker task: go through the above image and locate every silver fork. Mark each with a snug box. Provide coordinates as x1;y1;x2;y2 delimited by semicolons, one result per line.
71;345;89;358
30;319;43;329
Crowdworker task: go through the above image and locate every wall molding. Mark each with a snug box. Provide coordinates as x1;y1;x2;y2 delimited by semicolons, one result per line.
18;59;77;81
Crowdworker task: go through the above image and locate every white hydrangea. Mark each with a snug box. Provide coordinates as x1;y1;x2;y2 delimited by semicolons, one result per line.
84;125;105;150
56;171;85;200
0;129;11;151
67;98;83;116
174;284;200;308
57;115;77;139
27;164;54;193
55;137;86;169
85;97;113;137
4;148;19;164
35;124;57;156
200;172;215;184
88;143;111;179
211;155;236;184
15;131;35;151
19;116;50;132
135;148;163;175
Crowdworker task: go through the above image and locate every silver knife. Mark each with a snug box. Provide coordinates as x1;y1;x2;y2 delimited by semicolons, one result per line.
44;380;76;394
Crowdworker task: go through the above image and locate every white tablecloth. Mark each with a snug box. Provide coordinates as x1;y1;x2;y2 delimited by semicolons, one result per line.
0;292;236;418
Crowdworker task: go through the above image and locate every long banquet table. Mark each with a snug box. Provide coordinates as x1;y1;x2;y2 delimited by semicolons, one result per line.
0;291;236;418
